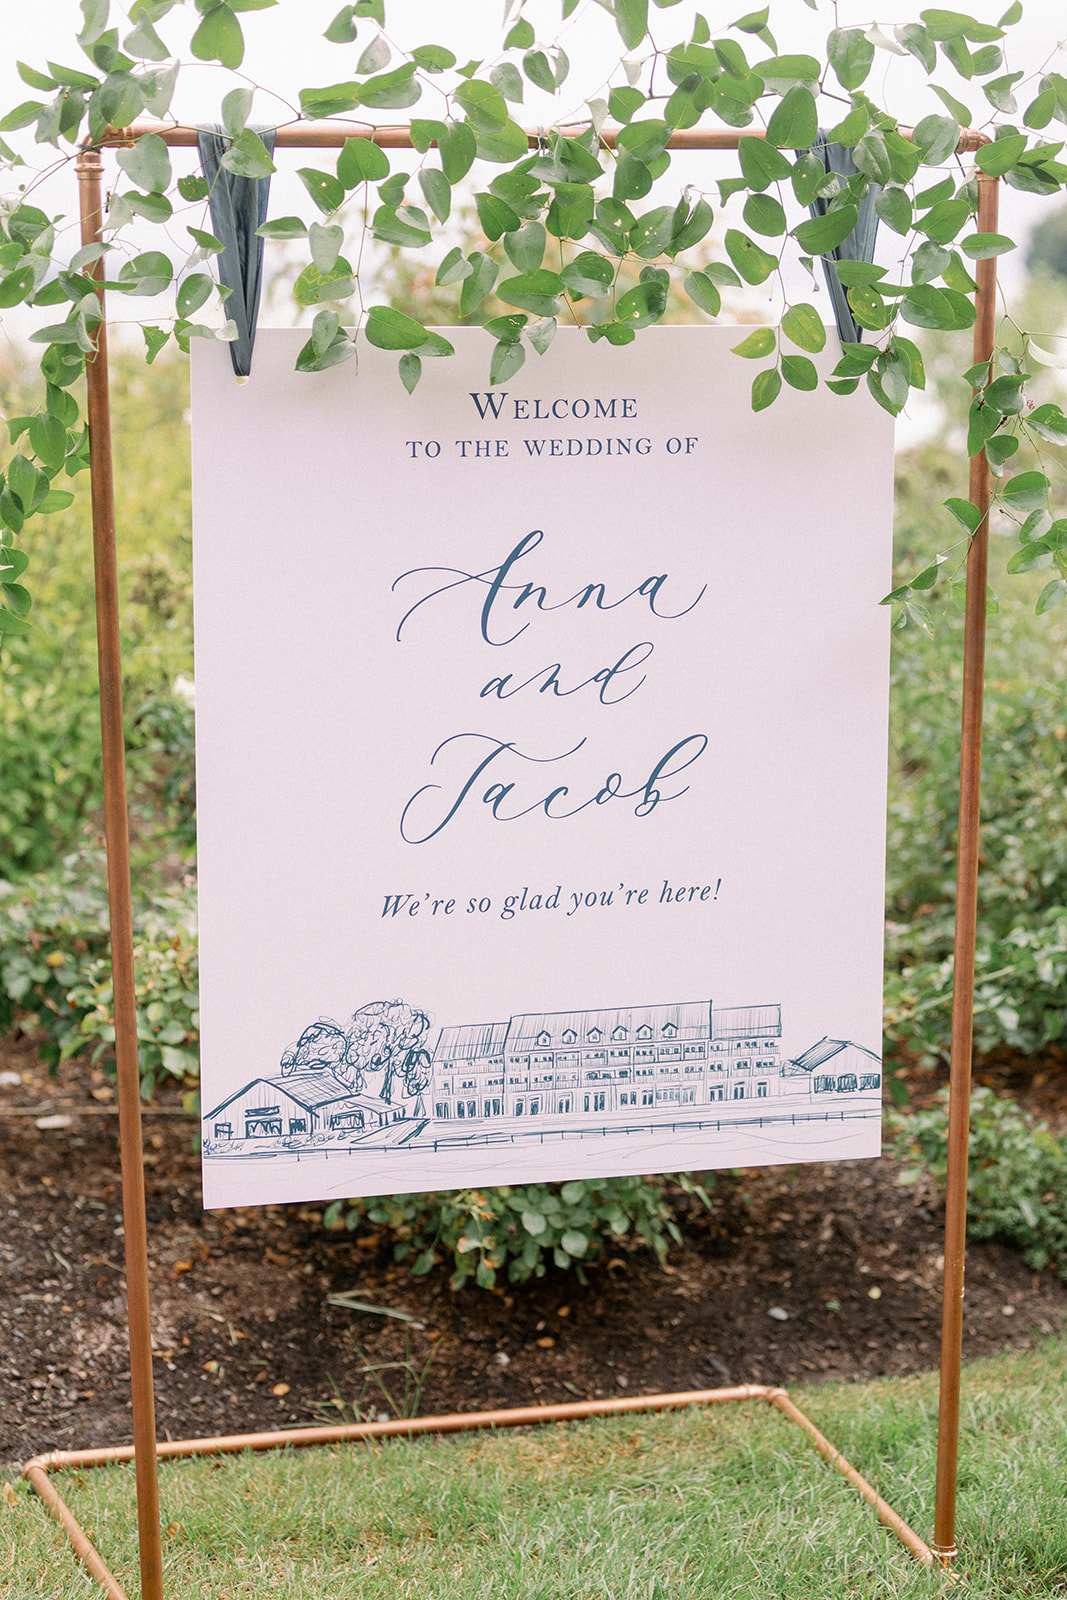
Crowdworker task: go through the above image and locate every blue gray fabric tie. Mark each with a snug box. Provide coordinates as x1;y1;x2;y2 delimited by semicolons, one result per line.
805;133;882;347
197;126;276;378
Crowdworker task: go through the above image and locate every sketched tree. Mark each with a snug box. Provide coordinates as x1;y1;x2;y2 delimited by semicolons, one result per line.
279;1018;348;1077
346;1000;430;1105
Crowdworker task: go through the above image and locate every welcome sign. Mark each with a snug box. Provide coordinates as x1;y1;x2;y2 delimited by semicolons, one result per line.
192;327;894;1209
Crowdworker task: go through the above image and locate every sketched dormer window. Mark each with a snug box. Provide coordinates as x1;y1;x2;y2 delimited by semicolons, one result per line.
662;1022;677;1038
586;1026;602;1043
562;1028;577;1045
637;1024;652;1040
536;1030;551;1048
611;1025;628;1041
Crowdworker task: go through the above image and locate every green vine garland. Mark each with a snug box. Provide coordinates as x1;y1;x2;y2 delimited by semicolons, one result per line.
2;0;1067;641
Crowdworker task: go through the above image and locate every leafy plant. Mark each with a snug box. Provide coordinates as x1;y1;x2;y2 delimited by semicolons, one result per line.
0;849;198;1093
892;1086;1067;1277
2;0;1067;651
325;1172;713;1290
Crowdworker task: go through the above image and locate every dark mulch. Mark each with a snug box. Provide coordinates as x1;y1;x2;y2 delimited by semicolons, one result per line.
3;1036;1066;1469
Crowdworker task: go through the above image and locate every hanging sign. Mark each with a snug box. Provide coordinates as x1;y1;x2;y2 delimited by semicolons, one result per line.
192;327;894;1208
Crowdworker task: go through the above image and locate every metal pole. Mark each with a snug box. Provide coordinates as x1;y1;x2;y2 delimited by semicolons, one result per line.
932;168;1000;1563
75;147;165;1600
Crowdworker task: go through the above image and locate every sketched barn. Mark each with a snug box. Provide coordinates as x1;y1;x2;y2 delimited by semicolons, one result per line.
204;1070;392;1147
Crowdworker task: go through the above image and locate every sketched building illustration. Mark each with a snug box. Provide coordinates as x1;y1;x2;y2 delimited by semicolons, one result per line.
202;997;881;1155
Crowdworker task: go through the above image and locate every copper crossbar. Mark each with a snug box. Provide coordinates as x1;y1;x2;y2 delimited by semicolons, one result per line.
24;1384;936;1597
21;121;994;1599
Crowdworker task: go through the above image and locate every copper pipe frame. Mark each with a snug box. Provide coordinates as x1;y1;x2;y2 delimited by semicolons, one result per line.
95;119;989;152
75;146;165;1600
931;170;1000;1563
24;1384;935;1597
53;121;994;1597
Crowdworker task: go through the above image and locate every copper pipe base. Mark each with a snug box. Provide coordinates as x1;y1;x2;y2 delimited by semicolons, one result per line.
25;1384;935;1597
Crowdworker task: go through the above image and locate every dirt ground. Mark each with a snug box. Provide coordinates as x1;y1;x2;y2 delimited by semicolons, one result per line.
3;1034;1066;1469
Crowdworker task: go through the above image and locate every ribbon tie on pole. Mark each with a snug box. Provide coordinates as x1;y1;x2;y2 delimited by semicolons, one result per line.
197;126;276;379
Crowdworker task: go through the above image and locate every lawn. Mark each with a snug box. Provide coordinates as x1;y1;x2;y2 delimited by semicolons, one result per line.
5;1339;1066;1599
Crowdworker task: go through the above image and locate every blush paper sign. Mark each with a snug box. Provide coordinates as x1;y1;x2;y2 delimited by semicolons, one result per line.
191;327;894;1208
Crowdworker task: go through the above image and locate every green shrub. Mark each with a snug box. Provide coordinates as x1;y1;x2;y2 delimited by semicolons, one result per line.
892;1086;1067;1277
884;438;1067;1064
325;1173;713;1290
0;849;198;1093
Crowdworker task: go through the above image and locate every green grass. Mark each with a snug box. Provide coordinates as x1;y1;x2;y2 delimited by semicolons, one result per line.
5;1341;1067;1598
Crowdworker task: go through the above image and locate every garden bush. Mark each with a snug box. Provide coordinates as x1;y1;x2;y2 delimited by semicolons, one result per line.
324;1173;713;1290
0;848;198;1094
892;1086;1067;1278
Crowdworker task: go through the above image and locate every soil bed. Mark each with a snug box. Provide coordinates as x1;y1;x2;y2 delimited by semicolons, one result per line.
3;1037;1066;1469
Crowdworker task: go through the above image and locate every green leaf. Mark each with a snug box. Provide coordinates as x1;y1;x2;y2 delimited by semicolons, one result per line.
398;352;422;393
1006;541;1052;574
373;205;432;248
828;28;874;90
358;64;421;111
459;252;499;317
475;119;530;165
0;267;34;309
743;193;786;236
731;326;775;358
875;185;913;235
293;257;356;306
671;197;714;253
364;305;428;351
959;232;1015;259
921;8;1003;42
439;121;478;184
490;337;526;384
912;113;960;166
609;86;645;124
190;5;245;71
613;0;649;50
356;33;391;74
176;274;213;318
616;278;668;328
0;102;46;134
297;168;345;214
256;217;307;239
298;81;362;117
724;228;777;284
324;5;358;43
944;496;983;532
476;192;520;241
504;221;547;275
1001;471;1050;514
560;250;612;298
115;132;170;194
1026;404;1067;446
221;129;275;180
454;78;508;133
737;135;792;190
902;284;976;331
490;61;523;103
177;173;210;203
496;270;563;317
792;205;859;255
1036;578;1067;614
630;204;675;258
782;302;826;352
751;367;782;411
685;269;721;315
27;415;67;471
765;85;818;149
419;168;451;224
782;354;818;390
336;137;389;188
916;199;971;244
115;251;172;296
